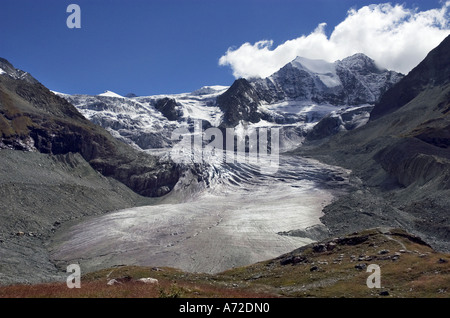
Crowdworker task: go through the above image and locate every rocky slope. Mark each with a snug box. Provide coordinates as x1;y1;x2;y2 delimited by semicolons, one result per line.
0;61;180;197
0;150;157;285
0;58;39;85
296;35;450;252
217;79;262;128
370;38;450;121
306;105;374;141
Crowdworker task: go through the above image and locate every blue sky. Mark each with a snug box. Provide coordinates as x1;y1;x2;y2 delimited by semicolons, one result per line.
0;0;447;95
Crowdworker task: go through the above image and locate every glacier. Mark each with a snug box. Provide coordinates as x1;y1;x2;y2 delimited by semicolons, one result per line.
49;53;404;274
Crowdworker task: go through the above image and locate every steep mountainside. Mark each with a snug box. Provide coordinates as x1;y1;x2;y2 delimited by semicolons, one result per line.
0;60;180;197
217;78;262;127
306;105;374;141
0;58;39;85
371;37;450;120
297;35;450;251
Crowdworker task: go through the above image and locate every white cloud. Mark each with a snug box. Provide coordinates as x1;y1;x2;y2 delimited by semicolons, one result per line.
219;2;450;78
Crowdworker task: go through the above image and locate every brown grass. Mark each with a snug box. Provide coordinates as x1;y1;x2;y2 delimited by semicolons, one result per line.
0;89;21;119
0;114;14;137
0;229;448;298
11;115;33;137
0;266;275;298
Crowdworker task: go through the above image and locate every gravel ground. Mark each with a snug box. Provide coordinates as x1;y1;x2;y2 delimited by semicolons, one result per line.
0;150;155;285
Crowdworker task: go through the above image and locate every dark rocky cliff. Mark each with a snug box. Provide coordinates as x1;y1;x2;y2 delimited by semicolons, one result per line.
370;35;450;121
216;78;262;128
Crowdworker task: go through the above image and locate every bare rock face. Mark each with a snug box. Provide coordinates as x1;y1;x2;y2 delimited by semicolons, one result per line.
306;105;373;141
217;78;262;128
0;58;39;84
154;97;182;121
335;54;402;105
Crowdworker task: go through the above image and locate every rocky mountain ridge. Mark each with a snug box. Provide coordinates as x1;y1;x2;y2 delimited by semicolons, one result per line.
0;62;180;197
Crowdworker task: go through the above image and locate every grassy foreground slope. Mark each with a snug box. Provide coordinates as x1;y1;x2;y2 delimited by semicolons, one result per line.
1;228;448;298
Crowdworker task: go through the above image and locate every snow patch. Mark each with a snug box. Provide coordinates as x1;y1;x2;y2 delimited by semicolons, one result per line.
318;74;341;88
292;57;335;74
291;57;342;89
51;90;68;96
192;85;229;96
98;90;123;98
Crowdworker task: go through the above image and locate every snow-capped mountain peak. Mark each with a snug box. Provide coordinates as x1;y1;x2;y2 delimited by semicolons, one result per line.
252;53;403;105
288;56;341;89
337;53;385;74
98;90;124;98
290;56;334;74
192;85;229;96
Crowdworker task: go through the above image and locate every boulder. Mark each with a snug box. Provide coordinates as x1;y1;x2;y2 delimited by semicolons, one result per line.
355;263;367;270
137;277;159;284
107;279;120;286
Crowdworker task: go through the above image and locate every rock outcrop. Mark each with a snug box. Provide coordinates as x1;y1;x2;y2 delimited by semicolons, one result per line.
154;97;182;121
216;78;262;128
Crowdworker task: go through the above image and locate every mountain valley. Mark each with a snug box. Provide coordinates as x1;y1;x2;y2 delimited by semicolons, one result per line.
0;36;449;298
